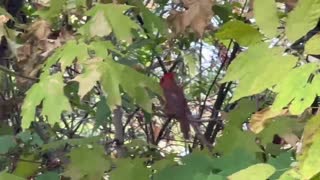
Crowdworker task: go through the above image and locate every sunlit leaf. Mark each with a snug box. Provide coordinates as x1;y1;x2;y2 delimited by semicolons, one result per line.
253;0;279;38
0;172;24;180
79;4;140;43
272;63;319;114
305;34;320;54
21;73;71;129
13;155;40;178
286;0;320;42
221;43;297;102
215;20;263;46
74;58;162;112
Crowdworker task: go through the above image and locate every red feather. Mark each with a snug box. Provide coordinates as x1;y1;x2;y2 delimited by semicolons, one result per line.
160;72;191;139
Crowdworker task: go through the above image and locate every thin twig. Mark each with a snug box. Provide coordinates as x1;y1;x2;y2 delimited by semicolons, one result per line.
0;64;38;81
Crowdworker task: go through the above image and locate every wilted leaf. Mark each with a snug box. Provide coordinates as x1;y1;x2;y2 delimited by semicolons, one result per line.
167;0;214;37
250;107;290;134
257;116;301;146
298;115;320;179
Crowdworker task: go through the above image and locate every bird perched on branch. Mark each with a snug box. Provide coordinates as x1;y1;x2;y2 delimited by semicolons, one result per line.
160;72;191;139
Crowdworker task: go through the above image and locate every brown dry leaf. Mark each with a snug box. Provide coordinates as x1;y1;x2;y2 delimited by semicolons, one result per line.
0;15;9;25
281;133;299;147
15;26;74;92
249;107;290;133
167;0;214;37
26;20;51;40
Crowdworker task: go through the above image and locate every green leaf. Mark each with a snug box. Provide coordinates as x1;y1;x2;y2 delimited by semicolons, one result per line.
221;43;297;102
16;131;44;146
267;152;295;180
193;173;226;180
278;169;301;180
215;99;261;154
74;59;162;112
213;4;233;23
63;145;111;180
228;163;275;180
258;117;301;146
286;0;320;42
0;135;17;154
89;40;121;59
272;63;319;114
129;0;168;37
0;172;24;180
21;73;71;129
154;152;214;180
253;0;279;38
305;34;320;54
184;53;198;77
34;0;66;20
152;154;176;172
36;172;60;180
110;158;150;180
94;96;111;130
215;20;263;46
212;149;258;176
13;155;40;178
79;4;140;43
44;40;89;71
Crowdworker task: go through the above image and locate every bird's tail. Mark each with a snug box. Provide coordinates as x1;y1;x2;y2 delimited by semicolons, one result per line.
179;117;190;139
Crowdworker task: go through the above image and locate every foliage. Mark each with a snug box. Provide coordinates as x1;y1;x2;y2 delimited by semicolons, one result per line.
0;0;319;179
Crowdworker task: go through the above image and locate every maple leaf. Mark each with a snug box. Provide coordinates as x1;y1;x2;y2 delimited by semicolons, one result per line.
167;0;214;37
249;107;290;134
21;73;71;129
63;145;111;180
110;158;150;180
79;4;140;43
44;40;89;71
73;57;162;112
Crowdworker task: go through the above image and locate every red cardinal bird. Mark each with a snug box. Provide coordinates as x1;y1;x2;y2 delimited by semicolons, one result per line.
160;72;191;139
